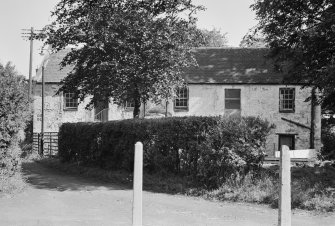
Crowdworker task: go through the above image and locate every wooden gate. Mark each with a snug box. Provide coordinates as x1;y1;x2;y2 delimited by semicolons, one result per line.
33;132;58;156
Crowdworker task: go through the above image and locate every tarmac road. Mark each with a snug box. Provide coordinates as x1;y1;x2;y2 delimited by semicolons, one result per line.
0;161;333;226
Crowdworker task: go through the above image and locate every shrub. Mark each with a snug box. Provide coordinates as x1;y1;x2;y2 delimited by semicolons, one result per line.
0;62;29;180
58;116;273;188
197;117;274;187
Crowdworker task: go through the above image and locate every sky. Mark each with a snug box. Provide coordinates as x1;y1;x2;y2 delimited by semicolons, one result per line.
0;0;257;78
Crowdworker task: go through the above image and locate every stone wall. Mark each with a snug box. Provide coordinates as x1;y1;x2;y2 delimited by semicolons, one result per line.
168;84;321;154
33;83;322;155
33;83;93;133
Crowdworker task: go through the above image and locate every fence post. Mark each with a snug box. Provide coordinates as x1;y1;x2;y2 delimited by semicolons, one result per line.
49;133;52;156
278;145;291;226
37;133;40;155
133;142;143;226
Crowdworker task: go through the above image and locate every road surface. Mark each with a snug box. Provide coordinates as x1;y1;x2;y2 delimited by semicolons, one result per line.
0;161;333;226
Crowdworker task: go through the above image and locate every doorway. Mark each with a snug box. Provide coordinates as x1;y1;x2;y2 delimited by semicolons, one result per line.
94;100;109;122
278;134;295;150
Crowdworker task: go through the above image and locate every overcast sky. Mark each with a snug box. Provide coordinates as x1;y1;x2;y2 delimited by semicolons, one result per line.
0;0;257;78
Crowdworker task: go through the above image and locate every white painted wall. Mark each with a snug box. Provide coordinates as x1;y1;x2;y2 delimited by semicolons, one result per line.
33;83;322;156
167;84;321;154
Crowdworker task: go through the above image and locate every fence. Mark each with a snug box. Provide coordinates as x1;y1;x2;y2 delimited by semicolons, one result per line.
33;132;58;156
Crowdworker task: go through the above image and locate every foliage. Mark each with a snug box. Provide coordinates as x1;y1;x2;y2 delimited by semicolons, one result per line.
58;116;273;188
0;61;29;180
251;0;335;110
0;62;29;148
39;0;205;118
0;171;26;195
321;118;335;160
198;28;228;47
239;26;268;48
196;165;335;212
197;117;274;187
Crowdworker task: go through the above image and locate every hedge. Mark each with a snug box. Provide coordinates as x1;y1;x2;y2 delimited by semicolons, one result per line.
59;116;274;188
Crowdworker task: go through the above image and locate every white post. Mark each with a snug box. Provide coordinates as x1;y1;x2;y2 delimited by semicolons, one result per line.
133;142;143;226
278;145;291;226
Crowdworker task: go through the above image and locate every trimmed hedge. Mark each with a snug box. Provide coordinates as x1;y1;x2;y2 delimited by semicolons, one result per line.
59;116;274;188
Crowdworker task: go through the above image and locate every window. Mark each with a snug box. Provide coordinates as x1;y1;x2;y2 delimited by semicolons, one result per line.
278;134;295;150
174;87;188;109
225;89;241;109
279;88;295;112
63;92;78;110
125;100;135;108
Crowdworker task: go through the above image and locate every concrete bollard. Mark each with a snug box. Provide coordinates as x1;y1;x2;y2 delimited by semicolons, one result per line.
133;142;143;226
278;145;291;226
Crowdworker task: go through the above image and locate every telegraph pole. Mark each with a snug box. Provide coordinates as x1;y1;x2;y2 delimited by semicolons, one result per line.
28;27;33;100
21;27;42;101
41;65;45;155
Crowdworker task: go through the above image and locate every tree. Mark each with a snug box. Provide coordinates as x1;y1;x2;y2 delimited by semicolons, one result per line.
0;62;29;177
0;62;29;148
199;28;228;47
251;0;335;110
39;0;204;118
239;26;268;48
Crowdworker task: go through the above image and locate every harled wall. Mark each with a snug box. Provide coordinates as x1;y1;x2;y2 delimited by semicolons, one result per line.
33;83;322;156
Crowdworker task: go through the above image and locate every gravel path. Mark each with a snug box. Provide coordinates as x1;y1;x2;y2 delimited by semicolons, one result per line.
0;161;333;226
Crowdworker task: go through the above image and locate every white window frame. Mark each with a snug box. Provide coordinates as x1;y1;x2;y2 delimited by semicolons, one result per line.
174;87;189;110
279;88;295;113
63;92;78;110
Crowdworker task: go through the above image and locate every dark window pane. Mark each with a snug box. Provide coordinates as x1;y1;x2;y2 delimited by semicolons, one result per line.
225;89;240;98
225;100;240;109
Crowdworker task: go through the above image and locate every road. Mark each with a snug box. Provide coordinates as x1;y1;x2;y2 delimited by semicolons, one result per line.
0;161;333;226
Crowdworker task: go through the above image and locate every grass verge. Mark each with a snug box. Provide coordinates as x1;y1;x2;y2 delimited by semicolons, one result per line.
37;158;335;212
189;165;335;212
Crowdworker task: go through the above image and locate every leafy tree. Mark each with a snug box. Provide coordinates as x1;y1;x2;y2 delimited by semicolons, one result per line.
251;0;335;109
0;62;29;177
39;0;204;118
0;62;29;148
199;28;228;47
239;26;268;48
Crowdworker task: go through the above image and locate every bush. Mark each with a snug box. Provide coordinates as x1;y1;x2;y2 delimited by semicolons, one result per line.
58;116;273;188
0;62;29;181
0;145;21;178
197;117;274;187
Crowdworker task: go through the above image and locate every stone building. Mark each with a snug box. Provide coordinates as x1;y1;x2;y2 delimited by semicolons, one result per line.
32;48;321;156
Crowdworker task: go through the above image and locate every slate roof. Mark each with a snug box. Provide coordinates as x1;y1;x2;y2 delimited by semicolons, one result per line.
34;47;286;84
184;48;285;84
34;48;72;83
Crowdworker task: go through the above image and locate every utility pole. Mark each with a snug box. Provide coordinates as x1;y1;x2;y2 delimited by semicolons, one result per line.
41;65;45;156
28;27;33;100
21;27;42;101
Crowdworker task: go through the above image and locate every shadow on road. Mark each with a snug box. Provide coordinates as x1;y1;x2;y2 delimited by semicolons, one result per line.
22;161;130;192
